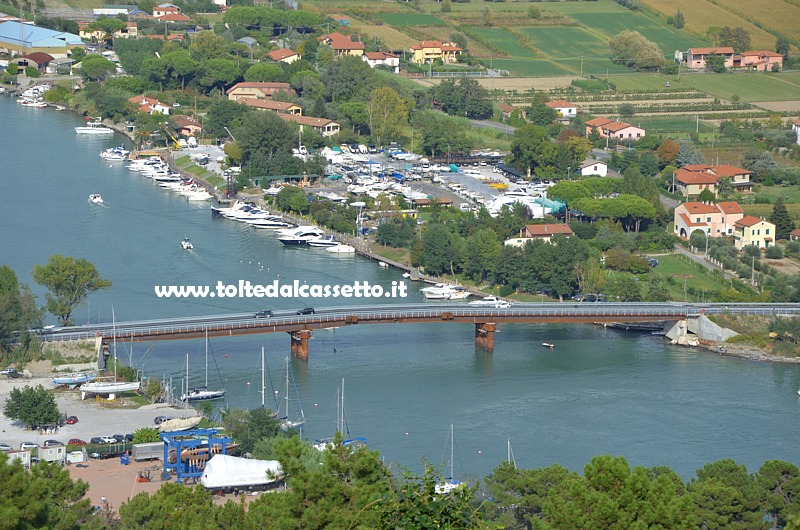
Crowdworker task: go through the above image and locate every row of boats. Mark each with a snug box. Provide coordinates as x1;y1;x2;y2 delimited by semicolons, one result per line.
127;155;213;201
212;201;356;253
419;283;512;308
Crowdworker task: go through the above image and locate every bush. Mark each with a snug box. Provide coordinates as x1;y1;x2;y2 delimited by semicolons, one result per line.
25;66;40;78
786;240;800;254
743;244;761;258
765;246;784;259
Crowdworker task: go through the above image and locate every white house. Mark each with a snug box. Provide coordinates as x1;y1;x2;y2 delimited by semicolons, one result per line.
579;158;607;177
362;51;399;73
545;99;577;119
793;119;800;146
128;95;171;115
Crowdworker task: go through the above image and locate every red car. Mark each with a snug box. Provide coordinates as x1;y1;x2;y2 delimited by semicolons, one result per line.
65;416;78;425
68;438;86;446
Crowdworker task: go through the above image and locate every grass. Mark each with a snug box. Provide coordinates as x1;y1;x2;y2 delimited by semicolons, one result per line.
605;74;680;91
652;254;733;295
748;185;800;204
676;73;800;102
469;28;535;59
376;12;446;27
741;203;800;220
486;58;573;77
632;116;715;134
347;22;418;50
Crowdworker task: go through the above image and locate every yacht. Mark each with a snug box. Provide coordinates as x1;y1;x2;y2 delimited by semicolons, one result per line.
100;147;128;161
326;244;356;253
420;283;469;300
181;237;194;250
246;216;292;229
277;226;325;246
88;194;104;204
75;118;114;135
308;235;339;248
469;296;502;307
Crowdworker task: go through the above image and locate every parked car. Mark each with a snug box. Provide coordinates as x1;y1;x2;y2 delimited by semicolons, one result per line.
100;436;117;444
65;416;78;424
112;434;125;443
0;367;20;377
124;434;134;442
68;439;86;446
19;442;38;450
253;309;273;318
153;416;173;425
43;440;63;447
90;437;105;445
296;307;315;315
0;443;12;452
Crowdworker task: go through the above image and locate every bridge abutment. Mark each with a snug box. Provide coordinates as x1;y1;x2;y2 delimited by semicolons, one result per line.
289;330;312;359
475;323;496;352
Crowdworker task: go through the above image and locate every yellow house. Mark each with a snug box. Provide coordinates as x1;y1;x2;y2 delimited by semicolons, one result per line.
733;216;775;250
675;169;717;199
409;41;462;64
226;82;296;102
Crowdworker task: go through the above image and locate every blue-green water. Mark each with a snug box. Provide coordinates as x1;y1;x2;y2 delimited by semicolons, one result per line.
2;96;799;480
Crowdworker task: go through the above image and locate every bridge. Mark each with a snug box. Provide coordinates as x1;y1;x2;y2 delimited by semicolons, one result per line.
39;303;800;358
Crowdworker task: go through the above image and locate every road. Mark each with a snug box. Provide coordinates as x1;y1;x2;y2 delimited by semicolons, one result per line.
470;119;515;135
672;244;733;280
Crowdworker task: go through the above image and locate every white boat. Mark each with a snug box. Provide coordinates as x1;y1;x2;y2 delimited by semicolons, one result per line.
88;194;104;204
180;333;225;402
79;309;140;399
542;342;554;349
52;372;96;387
75;118;114;135
247;216;291;229
278;356;306;430
326;244;356;254
421;283;467;300
447;287;471;300
378;261;389;268
181;237;193;250
435;424;463;494
308;235;339;248
159;416;202;433
469;296;501;307
277;226;324;246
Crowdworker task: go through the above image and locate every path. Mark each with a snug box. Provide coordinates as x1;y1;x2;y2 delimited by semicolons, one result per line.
470;119;514;135
672;244;733;280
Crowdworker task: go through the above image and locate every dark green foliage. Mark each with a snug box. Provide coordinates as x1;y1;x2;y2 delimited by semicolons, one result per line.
432;78;492;119
527;101;557;126
705;53;727;73
31;255;111;326
275;186;310;214
718;26;751;53
3;384;59;429
769;197;794;240
0;265;41;354
376;218;417;248
420;224;462;276
220;407;282;454
415;110;473;157
132;427;161;443
765;246;783;259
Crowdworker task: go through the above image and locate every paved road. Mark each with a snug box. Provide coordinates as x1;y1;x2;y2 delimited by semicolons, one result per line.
470;119;515;135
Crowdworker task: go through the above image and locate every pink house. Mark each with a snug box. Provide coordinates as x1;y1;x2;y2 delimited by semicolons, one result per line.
686;47;735;69
734;51;783;71
585;117;645;141
673;201;744;240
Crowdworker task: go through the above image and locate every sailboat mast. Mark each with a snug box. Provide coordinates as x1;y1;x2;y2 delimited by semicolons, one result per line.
204;329;209;388
340;379;345;435
284;357;289;420
185;353;189;401
112;307;117;382
450;424;454;481
261;347;265;408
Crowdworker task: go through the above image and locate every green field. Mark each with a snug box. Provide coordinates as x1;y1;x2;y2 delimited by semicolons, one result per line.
518;27;621;76
606;74;681;91
633;116;715;134
654;254;732;295
679;73;800;102
569;12;706;54
489;58;572;77
470;28;535;59
376;13;446;27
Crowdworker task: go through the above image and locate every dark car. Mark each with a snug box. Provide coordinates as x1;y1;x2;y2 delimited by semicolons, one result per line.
296;307;315;315
124;434;134;442
0;367;20;377
68;438;86;446
43;440;63;447
254;309;273;318
112;434;125;443
154;416;167;425
90;437;105;445
65;416;78;424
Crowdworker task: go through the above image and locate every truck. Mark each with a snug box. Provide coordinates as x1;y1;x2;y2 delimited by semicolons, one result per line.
200;454;282;494
132;441;164;462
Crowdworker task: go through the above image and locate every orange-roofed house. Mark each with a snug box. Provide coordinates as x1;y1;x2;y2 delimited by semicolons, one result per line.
601;120;645;141
226;82;295;102
673;201;744;240
789;228;800;241
545;100;577;118
733;216;775;250
171;115;202;137
675;168;717;199
267;48;300;64
686;47;735;69
676;164;754;195
585;117;613;137
128;94;171;115
280;114;340;137
505;223;574;246
362;51;399;73
319;32;364;57
409;40;462;64
157;13;190;22
240;98;303;115
734;51;783;71
153;3;181;16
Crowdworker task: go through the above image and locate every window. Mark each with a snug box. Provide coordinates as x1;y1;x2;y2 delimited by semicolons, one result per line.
707;217;711;222
766;228;770;235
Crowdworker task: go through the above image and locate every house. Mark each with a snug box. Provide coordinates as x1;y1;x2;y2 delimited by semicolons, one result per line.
675;168;718;199
157;13;190;22
319;32;364;57
279;114;340;137
705;164;754;193
93;5;136;16
128;94;171;115
0;21;83;58
115;22;137;38
226;82;295;102
685;47;735;69
411;197;454;209
10;52;53;73
409;40;462;64
733;216;775;250
505;223;574;246
792;119;800;146
47;56;75;74
789;228;800;241
579;158;607;177
240;98;303;115
80;21;137;40
673;201;744;240
171;115;202;137
734;50;783;71
362;51;399;73
602;121;645;141
498;103;522;121
267;48;299;64
675;164;754;197
585;117;613;137
153;3;181;17
545;99;577;119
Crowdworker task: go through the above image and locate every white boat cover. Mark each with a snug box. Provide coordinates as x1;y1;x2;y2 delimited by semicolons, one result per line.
200;454;282;489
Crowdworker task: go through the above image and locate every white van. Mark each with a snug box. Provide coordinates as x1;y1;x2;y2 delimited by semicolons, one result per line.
187;136;197;148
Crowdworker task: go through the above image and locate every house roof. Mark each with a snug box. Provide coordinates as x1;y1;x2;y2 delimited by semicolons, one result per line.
545;99;575;108
689;47;735;55
790;228;800;237
240;98;301;111
410;40;462;52
525;223;574;237
603;121;638;133
0;20;83;48
740;50;783;57
267;48;298;61
679;213;706;227
680;202;720;214
364;51;397;60
226;81;293;94
128;94;164;106
675;168;718;185
498;103;516;113
171;114;201;128
321;31;364;50
717;201;743;214
154;5;180;10
579;158;606;169
585;117;613;127
683;164;713;172
734;215;766;228
280;114;338;128
158;13;190;21
19;52;53;64
710;164;752;177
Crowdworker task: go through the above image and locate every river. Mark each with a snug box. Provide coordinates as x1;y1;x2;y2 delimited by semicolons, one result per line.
1;95;799;481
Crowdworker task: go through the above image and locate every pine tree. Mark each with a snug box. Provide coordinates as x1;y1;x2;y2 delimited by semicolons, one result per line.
769;196;795;240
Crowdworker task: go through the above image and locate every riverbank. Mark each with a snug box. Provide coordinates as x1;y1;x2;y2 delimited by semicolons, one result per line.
700;342;800;364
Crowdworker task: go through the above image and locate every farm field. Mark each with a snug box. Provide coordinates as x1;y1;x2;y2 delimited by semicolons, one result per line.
633;116;715;134
680;73;800;102
489;58;573;77
605;74;683;91
567;12;706;54
346;22;418;51
376;12;445;27
517;27;623;76
654;255;733;296
637;0;782;51
469;28;536;59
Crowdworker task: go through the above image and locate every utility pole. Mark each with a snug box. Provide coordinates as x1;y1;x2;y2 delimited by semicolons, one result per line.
695;114;699;134
580;56;583;77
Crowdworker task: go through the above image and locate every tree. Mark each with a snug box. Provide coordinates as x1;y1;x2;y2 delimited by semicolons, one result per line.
657;139;679;167
770;196;795;240
275;186;310;214
79;54;116;81
205;99;249;136
441;0;452;12
528;102;558;126
646;275;671;301
4;384;59;428
244;62;285;82
618;103;636;119
739;149;777;180
508;124;552;177
667;9;685;28
367;87;408;148
698;188;716;203
462;228;502;282
605;275;643;301
31;255;111;326
415;110;472;158
705;53;727;73
719;27;751;54
689;459;763;530
220;406;282;453
199;58;241;95
432;78;492;119
0;265;41;352
758;460;800;528
482;7;494;27
609;30;667;71
5;62;17;75
776;36;790;58
162;50;200;90
190;30;230;62
677;140;705;167
87;16;126;42
234;109;295;166
420;224;461;276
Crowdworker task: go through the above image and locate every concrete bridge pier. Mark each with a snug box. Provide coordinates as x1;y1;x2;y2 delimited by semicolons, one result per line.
289;330;312;359
475;323;496;352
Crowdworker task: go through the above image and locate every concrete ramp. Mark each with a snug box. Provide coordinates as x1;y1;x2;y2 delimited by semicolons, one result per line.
666;315;738;344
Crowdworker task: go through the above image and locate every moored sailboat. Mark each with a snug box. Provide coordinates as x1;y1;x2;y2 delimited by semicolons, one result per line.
181;331;226;402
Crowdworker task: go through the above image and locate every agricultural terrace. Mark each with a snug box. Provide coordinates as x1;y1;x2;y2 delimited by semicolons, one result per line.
345;23;418;51
637;0;788;51
604;73;800;103
375;13;446;27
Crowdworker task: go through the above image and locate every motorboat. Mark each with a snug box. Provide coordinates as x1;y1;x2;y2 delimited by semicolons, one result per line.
469;296;501;307
308;235;339;248
326;244;356;253
247;216;292;229
277;226;325;246
52;372;96;387
378;261;388;268
447;287;471;300
542;342;554;349
75;118;114;135
181;237;194;250
159;416;202;432
421;283;469;300
88;194;104;204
